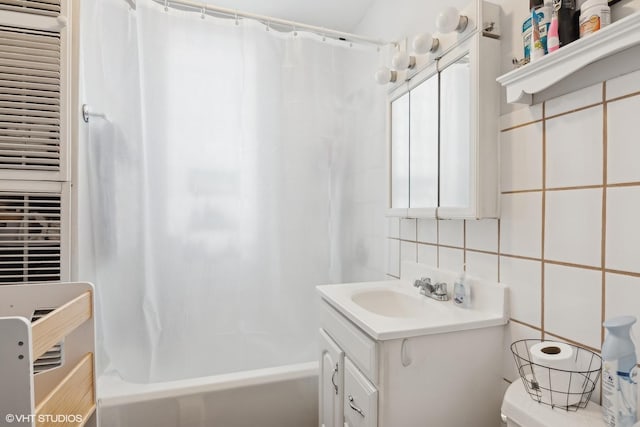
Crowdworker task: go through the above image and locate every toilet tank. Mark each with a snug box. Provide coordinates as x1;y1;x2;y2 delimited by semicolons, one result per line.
501;380;603;427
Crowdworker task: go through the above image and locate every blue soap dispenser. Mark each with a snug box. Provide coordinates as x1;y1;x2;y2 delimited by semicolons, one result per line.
453;266;471;308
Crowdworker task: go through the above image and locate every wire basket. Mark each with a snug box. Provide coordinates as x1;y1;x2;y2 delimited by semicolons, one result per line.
511;339;602;411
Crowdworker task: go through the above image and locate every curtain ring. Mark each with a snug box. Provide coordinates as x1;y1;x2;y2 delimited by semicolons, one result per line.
200;4;206;19
293;25;297;37
235;11;239;26
164;0;168;11
322;27;326;42
266;20;270;31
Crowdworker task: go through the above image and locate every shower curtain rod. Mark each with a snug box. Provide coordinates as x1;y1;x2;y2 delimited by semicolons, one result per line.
147;0;392;47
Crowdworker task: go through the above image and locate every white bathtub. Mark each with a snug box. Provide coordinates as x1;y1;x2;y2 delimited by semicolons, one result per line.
98;362;319;427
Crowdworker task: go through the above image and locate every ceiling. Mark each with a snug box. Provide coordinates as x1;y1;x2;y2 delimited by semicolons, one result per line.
201;0;376;32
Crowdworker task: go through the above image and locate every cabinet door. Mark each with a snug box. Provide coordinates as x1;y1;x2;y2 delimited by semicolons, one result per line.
390;92;410;210
319;329;344;427
409;74;439;212
439;54;471;211
343;358;377;427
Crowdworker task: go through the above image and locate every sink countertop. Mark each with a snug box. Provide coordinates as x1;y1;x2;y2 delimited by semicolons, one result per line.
316;262;508;341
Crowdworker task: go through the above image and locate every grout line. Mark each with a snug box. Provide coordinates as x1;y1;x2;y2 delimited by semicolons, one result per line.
541;101;547;338
605;268;640;278
466;247;499;256
497;219;501;282
463;220;467;271
607;181;640;188
544;259;602;272
500;253;542;263
436;219;440;268
601;81;608;346
543;331;601;354
544;101;603;121
510;318;543;331
501;189;543;195
607;90;640;104
502;182;640;195
545;184;603;192
500;118;543;133
417;241;439;247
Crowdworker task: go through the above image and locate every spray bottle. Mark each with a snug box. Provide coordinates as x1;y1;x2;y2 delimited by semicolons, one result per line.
602;316;638;427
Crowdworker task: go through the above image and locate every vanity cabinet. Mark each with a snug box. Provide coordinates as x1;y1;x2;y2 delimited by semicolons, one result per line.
387;0;501;219
317;297;505;427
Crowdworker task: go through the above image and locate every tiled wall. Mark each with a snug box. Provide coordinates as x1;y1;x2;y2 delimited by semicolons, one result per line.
386;68;640;390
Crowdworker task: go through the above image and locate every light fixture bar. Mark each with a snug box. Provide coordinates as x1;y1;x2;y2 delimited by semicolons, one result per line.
148;0;391;47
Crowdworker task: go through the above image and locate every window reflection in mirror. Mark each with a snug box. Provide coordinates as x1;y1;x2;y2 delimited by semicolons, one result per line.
410;74;439;209
439;54;470;209
391;92;409;209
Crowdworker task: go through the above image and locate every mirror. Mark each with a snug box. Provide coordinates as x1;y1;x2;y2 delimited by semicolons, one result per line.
439;54;470;209
409;74;439;209
390;92;409;209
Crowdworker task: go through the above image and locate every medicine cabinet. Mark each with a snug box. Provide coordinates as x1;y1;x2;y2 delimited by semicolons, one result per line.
387;0;501;219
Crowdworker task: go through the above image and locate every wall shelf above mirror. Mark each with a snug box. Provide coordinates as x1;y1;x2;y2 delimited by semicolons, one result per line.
497;11;640;105
387;0;501;220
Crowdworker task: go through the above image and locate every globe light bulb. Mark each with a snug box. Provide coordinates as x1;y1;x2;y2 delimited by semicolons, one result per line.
391;50;416;70
436;7;468;33
374;67;397;85
412;33;439;55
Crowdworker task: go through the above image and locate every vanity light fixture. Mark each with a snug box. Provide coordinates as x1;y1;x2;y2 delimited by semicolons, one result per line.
374;66;398;85
436;7;469;33
391;50;416;70
412;32;440;55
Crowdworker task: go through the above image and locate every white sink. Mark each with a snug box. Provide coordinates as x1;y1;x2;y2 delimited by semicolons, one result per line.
316;261;508;340
351;289;426;318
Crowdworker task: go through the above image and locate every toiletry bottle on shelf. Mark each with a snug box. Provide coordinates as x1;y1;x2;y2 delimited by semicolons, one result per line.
548;7;560;52
522;0;552;59
602;316;638;427
453;268;471;308
530;9;546;61
558;0;580;47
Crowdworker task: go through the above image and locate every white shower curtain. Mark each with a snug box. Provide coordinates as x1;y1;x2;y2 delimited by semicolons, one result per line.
79;0;386;383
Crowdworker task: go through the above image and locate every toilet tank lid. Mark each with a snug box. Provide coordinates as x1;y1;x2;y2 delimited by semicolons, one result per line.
501;379;603;427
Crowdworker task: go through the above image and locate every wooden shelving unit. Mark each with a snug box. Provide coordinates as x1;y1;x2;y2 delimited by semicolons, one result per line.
0;283;97;427
497;11;640;104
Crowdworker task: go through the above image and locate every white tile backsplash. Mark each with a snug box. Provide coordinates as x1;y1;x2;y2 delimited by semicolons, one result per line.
545;83;603;117
465;251;498;282
384;76;640;364
400;241;417;265
605;273;640;359
544;263;602;349
500;192;543;259
417;219;438;244
606;186;640;274
606;69;640;100
546;106;603;188
500;256;542;327
438;247;464;272
544;188;602;267
400;218;417;241
387;238;400;277
500;123;543;192
500;103;543;130
417;243;437;267
502;321;541;382
465;219;498;253
607;95;640;184
438;219;464;248
387;217;400;238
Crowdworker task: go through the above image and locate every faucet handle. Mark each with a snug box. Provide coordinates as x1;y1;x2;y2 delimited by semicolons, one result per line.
413;277;431;288
434;282;448;296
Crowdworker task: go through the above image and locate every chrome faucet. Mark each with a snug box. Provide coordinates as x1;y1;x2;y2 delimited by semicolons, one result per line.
413;277;450;301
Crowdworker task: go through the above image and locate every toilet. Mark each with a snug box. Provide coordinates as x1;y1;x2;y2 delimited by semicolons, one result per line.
501;379;603;427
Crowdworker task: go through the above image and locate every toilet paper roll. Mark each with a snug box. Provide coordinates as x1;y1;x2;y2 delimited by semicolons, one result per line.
529;342;581;406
